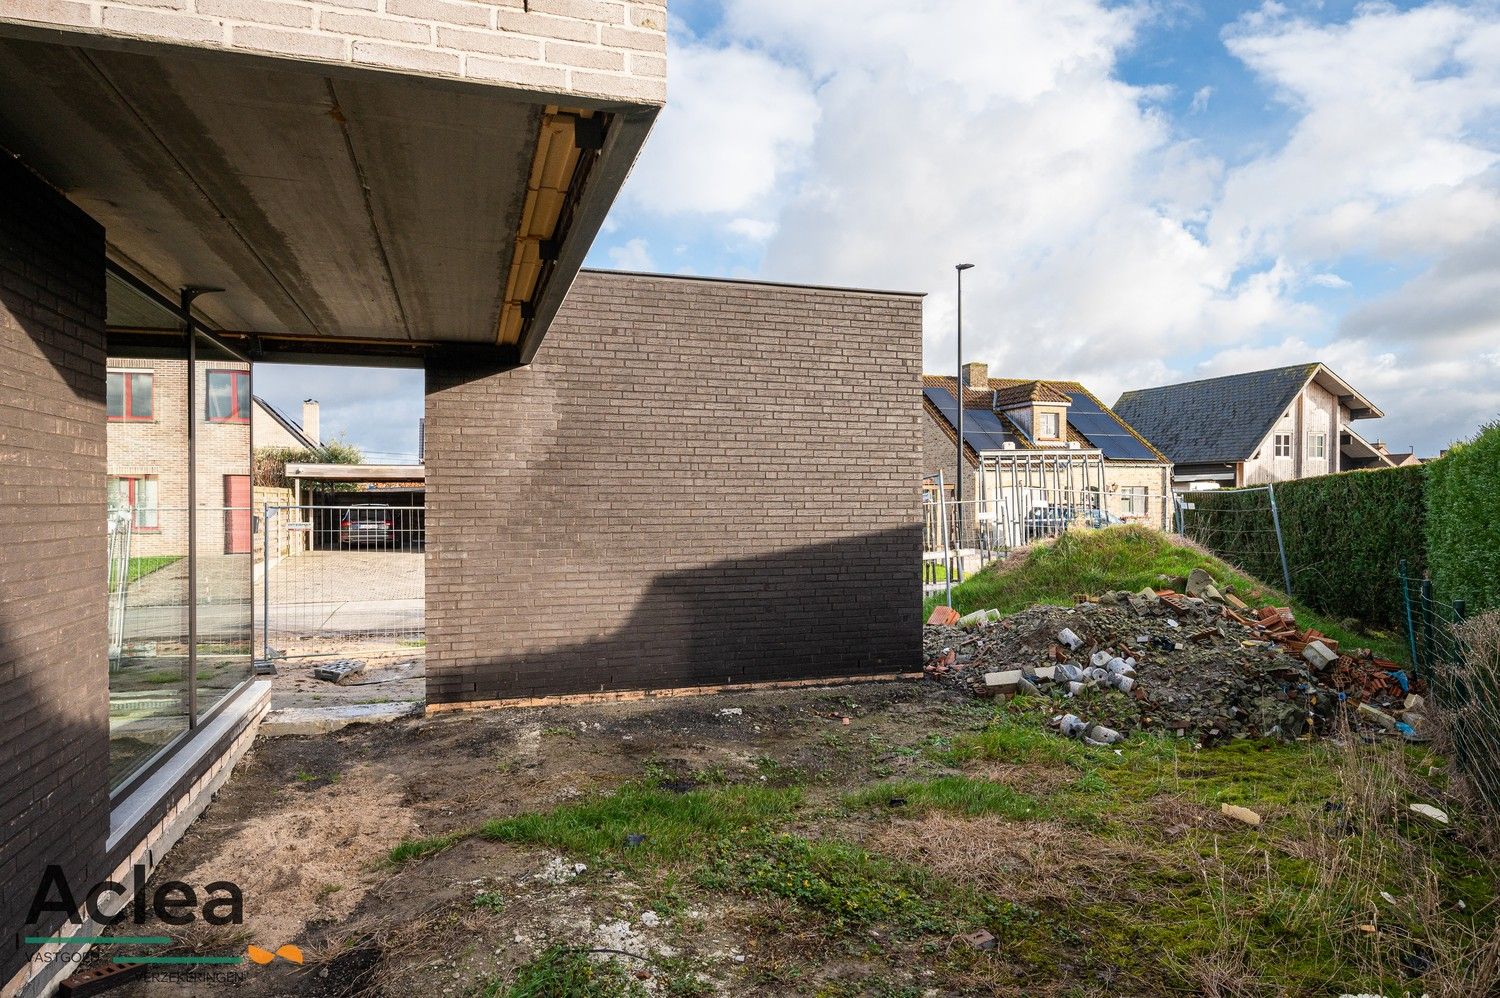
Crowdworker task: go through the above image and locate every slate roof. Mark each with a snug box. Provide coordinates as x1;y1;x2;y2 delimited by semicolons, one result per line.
921;375;1167;462
1113;364;1319;465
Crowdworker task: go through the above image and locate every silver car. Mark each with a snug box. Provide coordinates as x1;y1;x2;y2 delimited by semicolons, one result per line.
339;504;392;548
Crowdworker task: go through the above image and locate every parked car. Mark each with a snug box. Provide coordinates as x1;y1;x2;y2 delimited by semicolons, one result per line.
339;504;393;548
1023;505;1122;540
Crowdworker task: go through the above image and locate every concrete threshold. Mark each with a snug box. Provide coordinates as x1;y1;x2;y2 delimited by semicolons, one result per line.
261;701;421;736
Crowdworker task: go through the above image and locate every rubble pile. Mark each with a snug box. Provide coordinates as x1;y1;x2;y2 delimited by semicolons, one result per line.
923;568;1427;744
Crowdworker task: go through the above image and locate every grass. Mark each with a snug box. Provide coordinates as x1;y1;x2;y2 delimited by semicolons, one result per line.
478;945;646;998
385;830;464;865
845;775;1044;820
700;833;1022;937
478;782;801;864
925;525;1410;663
109;554;181;589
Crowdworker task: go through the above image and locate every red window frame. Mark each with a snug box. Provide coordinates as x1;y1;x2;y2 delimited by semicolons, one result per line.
206;369;251;424
110;475;160;532
107;370;154;422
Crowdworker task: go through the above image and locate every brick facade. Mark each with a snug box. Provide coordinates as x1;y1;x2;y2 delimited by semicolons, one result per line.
424;271;923;704
0;0;667;104
107;357;251;559
0;156;110;990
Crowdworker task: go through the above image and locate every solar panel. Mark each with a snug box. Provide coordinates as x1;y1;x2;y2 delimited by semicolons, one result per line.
924;387;1016;453
1065;392;1159;461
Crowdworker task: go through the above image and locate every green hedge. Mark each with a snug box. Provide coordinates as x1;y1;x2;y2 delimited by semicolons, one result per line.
1427;421;1500;614
1187;465;1428;627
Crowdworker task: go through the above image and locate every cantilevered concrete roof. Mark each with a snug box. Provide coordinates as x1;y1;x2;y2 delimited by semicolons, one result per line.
0;3;665;364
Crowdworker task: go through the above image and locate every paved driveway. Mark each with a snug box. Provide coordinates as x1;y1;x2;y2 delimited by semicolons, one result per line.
265;550;423;637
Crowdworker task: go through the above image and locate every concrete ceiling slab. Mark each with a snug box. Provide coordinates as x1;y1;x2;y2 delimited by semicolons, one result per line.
0;36;567;346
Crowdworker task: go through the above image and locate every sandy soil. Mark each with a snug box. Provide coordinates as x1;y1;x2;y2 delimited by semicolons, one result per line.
84;681;991;998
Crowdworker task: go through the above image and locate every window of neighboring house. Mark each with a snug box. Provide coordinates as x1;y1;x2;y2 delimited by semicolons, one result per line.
1039;411;1061;439
108;475;160;530
1308;432;1327;459
206;369;251;423
1274;432;1293;458
106;371;154;421
1120;486;1147;516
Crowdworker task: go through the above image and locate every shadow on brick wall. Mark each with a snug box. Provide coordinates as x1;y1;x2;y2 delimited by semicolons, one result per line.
427;524;924;704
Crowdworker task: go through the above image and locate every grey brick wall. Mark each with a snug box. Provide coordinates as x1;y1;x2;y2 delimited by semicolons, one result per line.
424;271;923;703
0;156;109;988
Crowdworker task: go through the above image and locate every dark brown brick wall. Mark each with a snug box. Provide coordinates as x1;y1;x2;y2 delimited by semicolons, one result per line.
0;156;109;985
425;271;923;703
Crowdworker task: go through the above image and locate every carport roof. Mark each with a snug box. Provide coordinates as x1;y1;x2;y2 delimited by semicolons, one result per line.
286;463;425;483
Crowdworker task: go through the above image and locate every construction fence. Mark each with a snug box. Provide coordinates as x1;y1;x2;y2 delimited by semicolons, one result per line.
255;503;425;661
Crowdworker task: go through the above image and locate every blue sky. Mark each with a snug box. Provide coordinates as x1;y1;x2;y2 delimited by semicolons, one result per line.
262;0;1500;459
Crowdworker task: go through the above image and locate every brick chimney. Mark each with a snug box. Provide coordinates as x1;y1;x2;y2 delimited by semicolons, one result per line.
963;362;988;390
302;399;321;447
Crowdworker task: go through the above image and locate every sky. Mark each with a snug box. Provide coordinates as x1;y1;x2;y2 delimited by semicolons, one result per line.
260;0;1500;460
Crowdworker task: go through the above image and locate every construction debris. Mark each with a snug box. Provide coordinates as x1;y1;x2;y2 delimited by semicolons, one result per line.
312;659;366;684
1220;803;1263;826
923;573;1427;745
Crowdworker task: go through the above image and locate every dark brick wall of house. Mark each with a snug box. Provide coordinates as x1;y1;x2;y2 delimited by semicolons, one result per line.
425;271;923;704
0;157;109;986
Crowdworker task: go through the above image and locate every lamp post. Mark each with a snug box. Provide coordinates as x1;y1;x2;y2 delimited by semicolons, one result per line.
955;263;974;582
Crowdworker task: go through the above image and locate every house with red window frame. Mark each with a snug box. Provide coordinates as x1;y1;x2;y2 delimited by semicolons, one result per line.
107;356;253;560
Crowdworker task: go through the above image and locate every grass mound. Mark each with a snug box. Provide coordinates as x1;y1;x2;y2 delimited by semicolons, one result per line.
927;525;1408;663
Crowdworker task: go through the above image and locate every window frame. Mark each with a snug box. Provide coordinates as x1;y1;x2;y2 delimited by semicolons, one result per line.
205;369;252;424
1120;485;1148;516
1308;432;1327;459
109;474;161;532
107;369;155;422
1038;410;1061;440
1273;432;1293;459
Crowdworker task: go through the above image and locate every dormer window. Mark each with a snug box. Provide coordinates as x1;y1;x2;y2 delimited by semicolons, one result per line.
1039;411;1061;439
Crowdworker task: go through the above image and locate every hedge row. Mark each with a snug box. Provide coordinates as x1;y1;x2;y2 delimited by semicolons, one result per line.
1427;420;1500;613
1185;423;1500;627
1186;464;1428;627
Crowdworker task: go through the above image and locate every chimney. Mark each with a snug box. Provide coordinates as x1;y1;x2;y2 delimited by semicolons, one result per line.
302;399;321;447
963;362;989;390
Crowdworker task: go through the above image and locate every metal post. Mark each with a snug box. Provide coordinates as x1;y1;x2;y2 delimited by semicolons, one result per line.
1266;483;1293;597
262;503;273;661
1419;577;1434;678
938;470;953;608
1399;560;1419;673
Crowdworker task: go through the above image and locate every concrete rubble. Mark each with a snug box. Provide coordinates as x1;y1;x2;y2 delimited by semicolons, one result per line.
922;573;1428;745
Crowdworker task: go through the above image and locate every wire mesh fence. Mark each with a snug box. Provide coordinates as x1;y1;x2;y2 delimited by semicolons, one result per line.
1399;563;1500;813
922;482;1177;600
1177;484;1295;596
256;503;425;660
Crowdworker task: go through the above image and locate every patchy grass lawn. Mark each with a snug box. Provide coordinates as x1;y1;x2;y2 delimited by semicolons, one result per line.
926;526;1411;664
109;554;181;589
96;684;1485;998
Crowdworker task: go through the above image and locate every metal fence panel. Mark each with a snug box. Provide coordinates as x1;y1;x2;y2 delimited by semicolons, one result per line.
257;503;425;659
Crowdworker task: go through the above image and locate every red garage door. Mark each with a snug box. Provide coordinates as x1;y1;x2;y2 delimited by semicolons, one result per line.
224;474;251;554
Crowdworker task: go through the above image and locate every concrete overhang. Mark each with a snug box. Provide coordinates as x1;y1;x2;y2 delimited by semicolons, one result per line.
285;463;424;482
0;6;665;365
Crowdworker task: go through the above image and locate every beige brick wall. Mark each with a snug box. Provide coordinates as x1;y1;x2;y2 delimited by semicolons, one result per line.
106;356;250;559
0;0;667;104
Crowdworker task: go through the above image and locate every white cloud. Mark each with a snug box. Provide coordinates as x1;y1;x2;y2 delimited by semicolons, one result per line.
612;0;1500;453
607;238;656;271
617;34;817;217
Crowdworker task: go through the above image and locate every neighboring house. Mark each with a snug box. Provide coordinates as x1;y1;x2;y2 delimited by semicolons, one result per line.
253;396;320;452
107;357;253;559
1366;441;1422;468
923;363;1174;545
1115;363;1392;491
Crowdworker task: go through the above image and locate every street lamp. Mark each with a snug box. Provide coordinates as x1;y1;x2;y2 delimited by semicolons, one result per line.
955;263;974;582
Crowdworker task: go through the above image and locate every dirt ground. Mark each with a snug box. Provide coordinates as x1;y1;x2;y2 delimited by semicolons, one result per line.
267;647;426;709
80;677;1495;998
96;682;993;998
